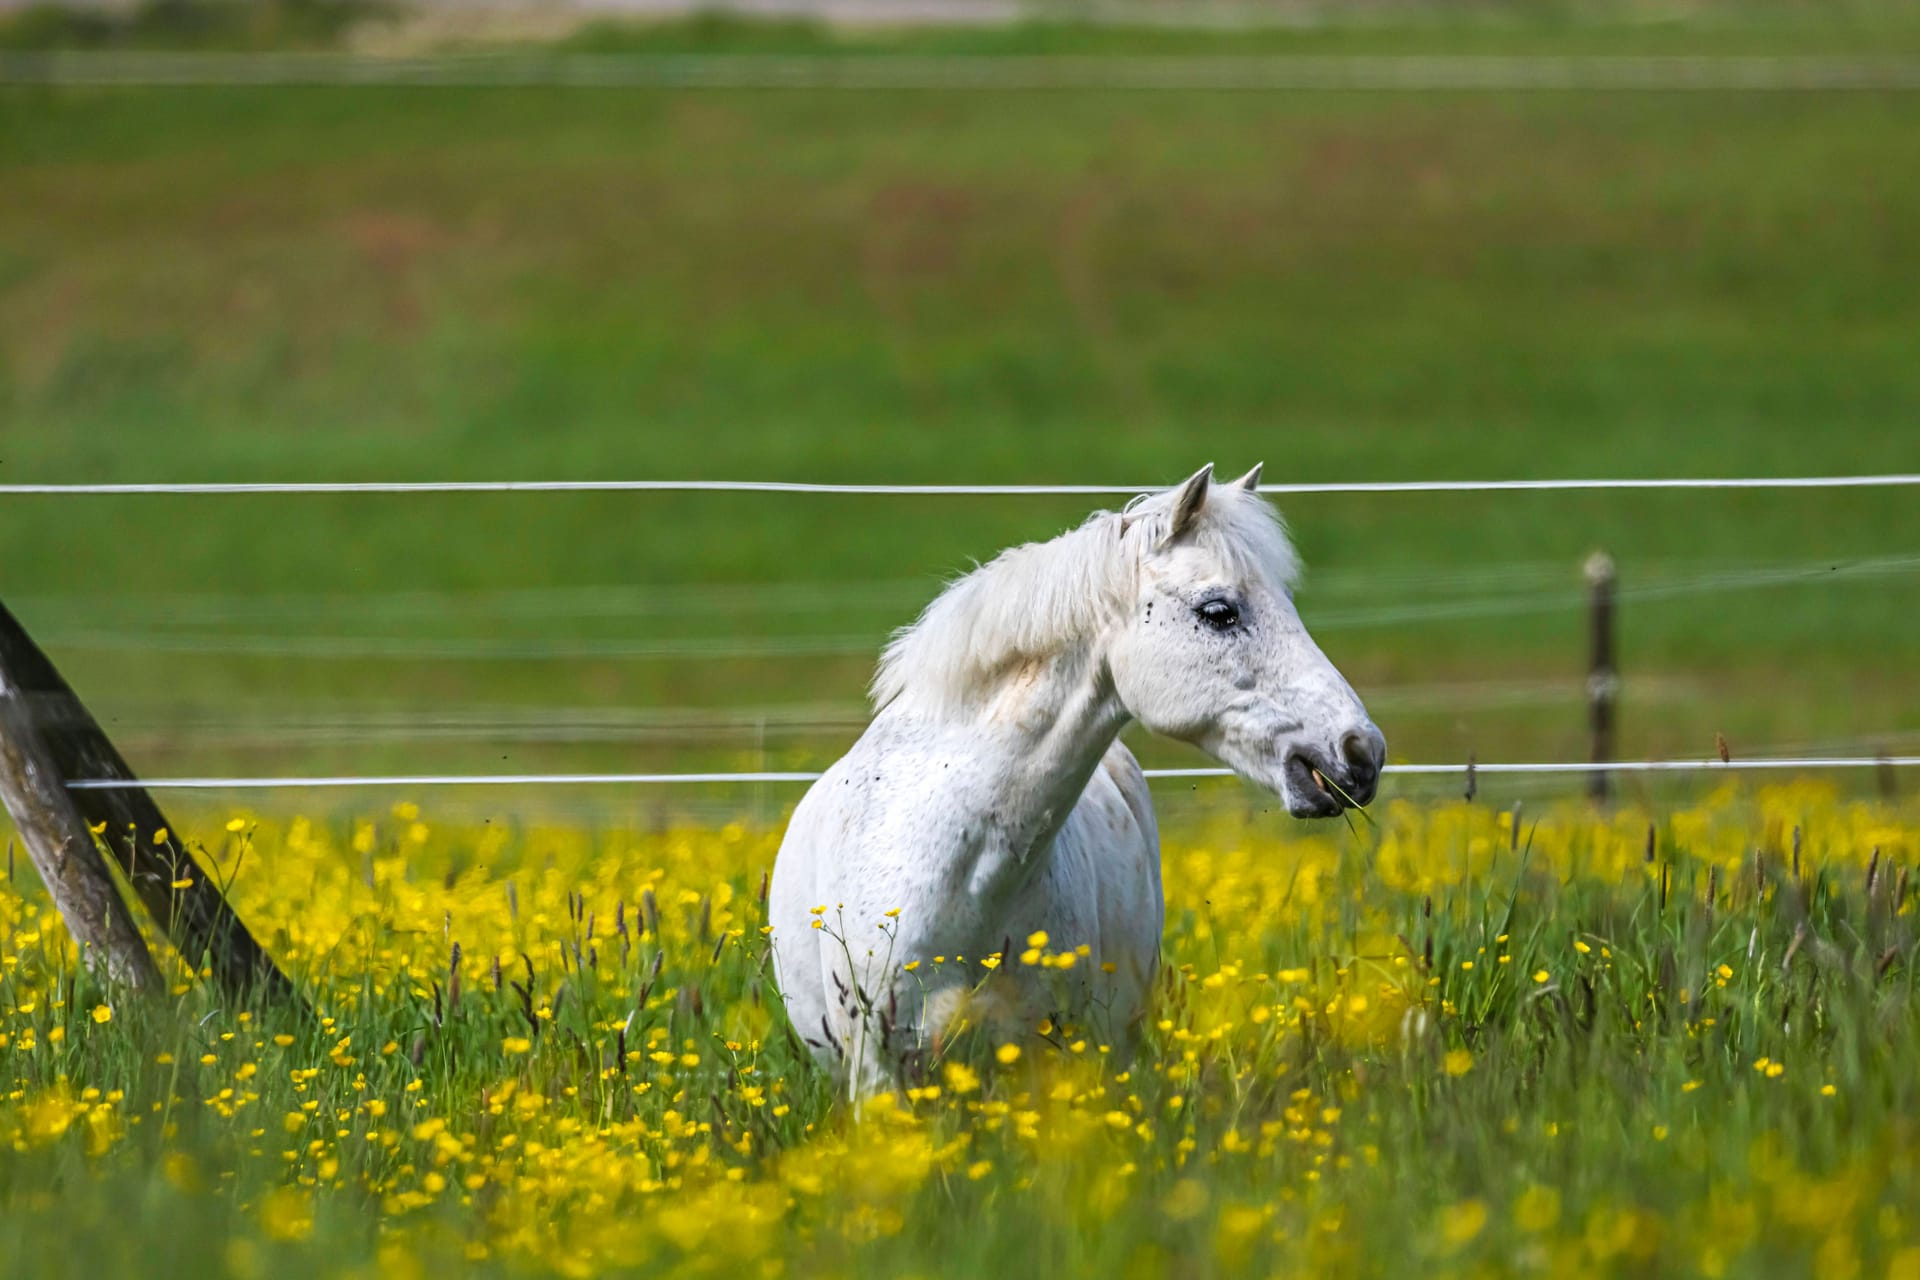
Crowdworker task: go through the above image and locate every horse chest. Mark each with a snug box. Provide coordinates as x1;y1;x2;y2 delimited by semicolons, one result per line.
942;803;1109;946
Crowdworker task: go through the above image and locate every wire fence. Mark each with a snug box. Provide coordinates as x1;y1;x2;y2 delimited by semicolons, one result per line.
82;677;1741;751
17;551;1909;623
61;756;1920;791
29;551;1916;663
13;467;1918;798
6;52;1920;92
3;474;1917;497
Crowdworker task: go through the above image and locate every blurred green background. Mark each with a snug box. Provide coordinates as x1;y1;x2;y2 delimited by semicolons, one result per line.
2;2;1917;813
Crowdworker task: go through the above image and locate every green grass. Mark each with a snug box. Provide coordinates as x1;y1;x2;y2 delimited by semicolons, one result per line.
0;14;1917;786
0;789;1914;1277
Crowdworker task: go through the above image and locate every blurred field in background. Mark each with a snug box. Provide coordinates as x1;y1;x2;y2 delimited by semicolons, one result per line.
2;1;1918;804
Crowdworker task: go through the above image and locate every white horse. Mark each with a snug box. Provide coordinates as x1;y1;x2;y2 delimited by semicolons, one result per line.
768;464;1384;1089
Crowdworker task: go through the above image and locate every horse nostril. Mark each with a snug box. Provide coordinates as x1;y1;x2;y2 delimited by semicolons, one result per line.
1340;728;1384;776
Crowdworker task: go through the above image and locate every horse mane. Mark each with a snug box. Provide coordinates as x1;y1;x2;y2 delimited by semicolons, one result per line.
872;482;1301;713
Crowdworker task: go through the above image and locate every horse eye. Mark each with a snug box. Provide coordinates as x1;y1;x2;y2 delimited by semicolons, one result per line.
1195;599;1239;631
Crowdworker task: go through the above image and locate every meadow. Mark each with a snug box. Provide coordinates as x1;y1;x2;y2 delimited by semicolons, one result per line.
0;781;1914;1277
3;7;1920;1275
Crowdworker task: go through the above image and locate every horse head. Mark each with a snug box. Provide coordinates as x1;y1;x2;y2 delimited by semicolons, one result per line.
1108;463;1386;818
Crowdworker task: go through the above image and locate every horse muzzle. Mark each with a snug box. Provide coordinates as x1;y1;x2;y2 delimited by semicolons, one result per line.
1282;726;1385;818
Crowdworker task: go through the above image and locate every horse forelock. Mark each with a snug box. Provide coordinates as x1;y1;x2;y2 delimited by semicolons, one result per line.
871;484;1299;714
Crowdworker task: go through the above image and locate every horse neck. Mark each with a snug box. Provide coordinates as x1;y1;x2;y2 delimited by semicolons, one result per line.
877;511;1138;853
961;642;1132;857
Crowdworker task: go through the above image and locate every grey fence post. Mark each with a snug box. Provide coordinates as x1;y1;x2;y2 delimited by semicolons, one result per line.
0;663;162;990
0;600;306;1010
1585;551;1617;803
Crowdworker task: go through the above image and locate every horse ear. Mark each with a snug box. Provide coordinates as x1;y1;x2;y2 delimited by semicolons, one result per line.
1231;462;1263;493
1163;463;1213;546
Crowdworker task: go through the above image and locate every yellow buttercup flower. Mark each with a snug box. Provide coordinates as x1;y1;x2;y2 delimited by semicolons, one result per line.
1439;1199;1488;1248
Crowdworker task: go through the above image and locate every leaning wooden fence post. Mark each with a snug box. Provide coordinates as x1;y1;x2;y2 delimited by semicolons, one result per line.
0;600;305;1010
1585;551;1617;804
0;667;162;991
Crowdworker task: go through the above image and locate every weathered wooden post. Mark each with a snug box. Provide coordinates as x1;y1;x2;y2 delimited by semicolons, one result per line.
0;600;304;1009
1585;551;1617;804
0;666;162;990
